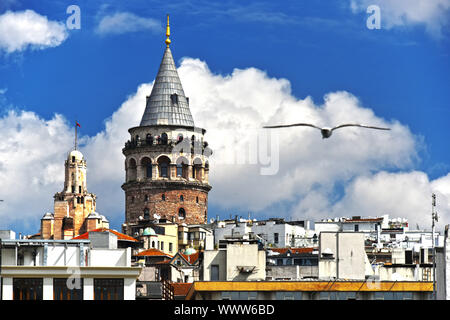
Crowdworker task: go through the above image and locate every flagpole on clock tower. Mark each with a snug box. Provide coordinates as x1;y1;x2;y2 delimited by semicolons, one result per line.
75;121;81;150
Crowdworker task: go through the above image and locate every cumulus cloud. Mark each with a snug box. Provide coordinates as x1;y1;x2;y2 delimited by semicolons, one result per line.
300;171;450;229
350;0;450;37
0;110;72;229
0;57;449;233
0;10;68;53
95;12;162;35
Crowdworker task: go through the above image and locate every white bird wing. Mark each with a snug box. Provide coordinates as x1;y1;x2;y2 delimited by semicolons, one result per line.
263;123;321;130
331;124;391;132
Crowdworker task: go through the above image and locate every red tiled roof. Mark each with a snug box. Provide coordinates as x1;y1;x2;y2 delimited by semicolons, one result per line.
180;252;200;265
172;283;192;297
72;228;138;242
136;248;173;258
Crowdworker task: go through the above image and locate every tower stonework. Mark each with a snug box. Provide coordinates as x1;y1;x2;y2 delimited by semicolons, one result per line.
40;149;109;239
122;17;212;235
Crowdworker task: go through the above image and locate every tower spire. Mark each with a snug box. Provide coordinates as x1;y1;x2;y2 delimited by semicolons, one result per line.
165;14;171;47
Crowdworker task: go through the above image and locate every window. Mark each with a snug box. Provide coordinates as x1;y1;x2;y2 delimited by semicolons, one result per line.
72;156;75;162
141;157;152;178
162;194;166;201
161;133;168;145
170;93;179;104
275;292;300;300
169;243;173;252
274;233;279;244
196;196;199;203
53;278;83;300
160;241;164;251
176;164;183;177
180;195;184;202
144;208;149;220
13;278;43;300
128;158;137;181
276;259;283;266
211;265;220;280
160;163;168;177
79;186;82;193
354;224;359;232
144;195;149;202
179;208;186;219
94;279;124;300
72;185;75;193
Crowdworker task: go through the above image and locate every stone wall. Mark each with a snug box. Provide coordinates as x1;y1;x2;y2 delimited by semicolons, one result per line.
124;184;209;228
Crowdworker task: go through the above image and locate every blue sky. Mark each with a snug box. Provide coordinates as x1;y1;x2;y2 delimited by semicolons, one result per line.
0;0;449;235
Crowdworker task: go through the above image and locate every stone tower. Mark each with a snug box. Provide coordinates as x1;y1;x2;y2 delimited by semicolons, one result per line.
122;16;212;235
40;148;109;239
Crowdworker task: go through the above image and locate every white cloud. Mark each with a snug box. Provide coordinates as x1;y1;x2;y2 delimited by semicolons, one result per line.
95;12;162;35
0;57;449;233
0;10;68;53
0;110;72;229
350;0;450;37
299;171;450;230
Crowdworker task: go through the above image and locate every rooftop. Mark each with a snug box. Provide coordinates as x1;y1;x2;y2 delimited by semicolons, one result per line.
136;248;173;258
72;228;138;242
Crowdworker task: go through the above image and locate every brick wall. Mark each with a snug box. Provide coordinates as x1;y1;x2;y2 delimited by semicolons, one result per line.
124;187;209;229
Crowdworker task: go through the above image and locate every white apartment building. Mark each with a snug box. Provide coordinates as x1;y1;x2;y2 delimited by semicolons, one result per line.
0;230;141;300
212;218;316;248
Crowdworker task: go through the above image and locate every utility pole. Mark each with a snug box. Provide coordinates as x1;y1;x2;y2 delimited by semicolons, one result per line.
432;193;438;300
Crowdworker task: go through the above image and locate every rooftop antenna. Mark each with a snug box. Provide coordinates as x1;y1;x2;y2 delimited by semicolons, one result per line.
432;193;438;300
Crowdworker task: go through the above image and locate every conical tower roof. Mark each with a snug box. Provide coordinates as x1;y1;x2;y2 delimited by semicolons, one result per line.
140;16;194;127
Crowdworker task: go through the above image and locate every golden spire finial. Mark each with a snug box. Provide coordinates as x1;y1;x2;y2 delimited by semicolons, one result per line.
165;14;171;47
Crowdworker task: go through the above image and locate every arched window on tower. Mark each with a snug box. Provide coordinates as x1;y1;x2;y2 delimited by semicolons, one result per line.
176;156;189;179
178;208;186;219
161;132;168;145
146;133;154;145
193;158;203;181
141;157;152;179
180;195;184;202
144;208;150;220
162;194;166;201
157;156;171;178
128;158;137;181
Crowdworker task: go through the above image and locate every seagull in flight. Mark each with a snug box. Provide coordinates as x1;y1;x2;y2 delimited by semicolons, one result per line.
263;123;391;139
